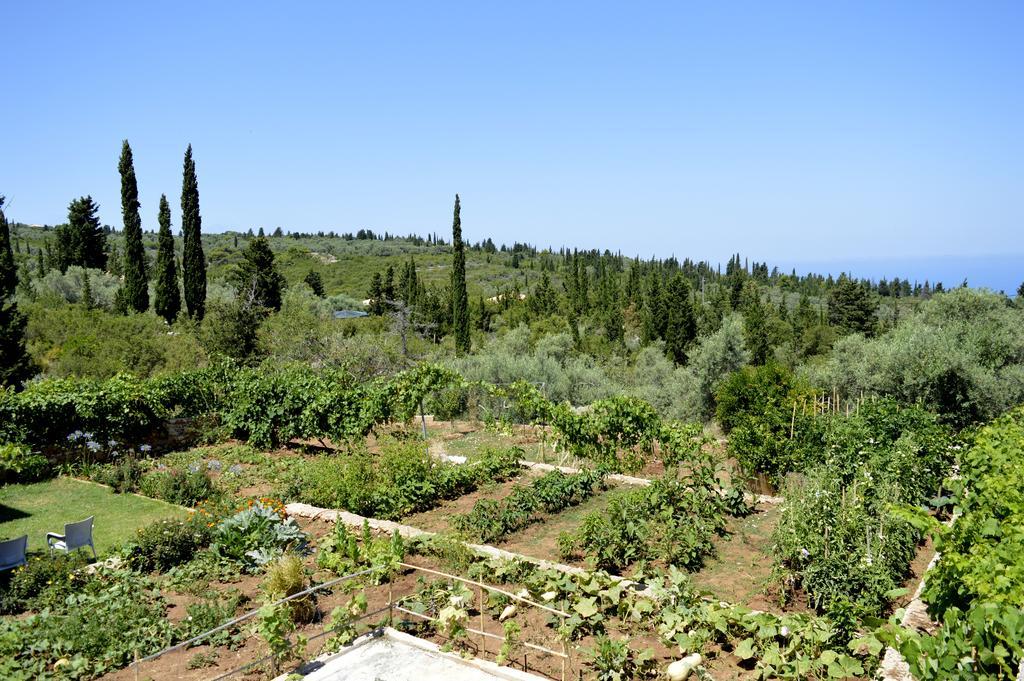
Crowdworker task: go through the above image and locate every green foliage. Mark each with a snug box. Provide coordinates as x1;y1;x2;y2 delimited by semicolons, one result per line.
256;601;306;675
452;468;604;543
181;144;207;320
716;362;812;482
212;501;308;571
875;602;1024;681
806;288;1024;426
153;194;181;323
123;515;214;572
827;276;878;337
316;521;405;584
0;552;89;615
566;472;727;573
0;196;33;388
0;567;175;680
117;140;149;313
586;634;655;681
323;593;368;651
303;269;325;297
138;466;219;506
54;196;107;273
175;590;247;649
772;400;953;614
199;296;266;362
683;312;750;421
925;407;1024;614
0;442;48;482
233;236;286;312
664;273;696;365
450;194;470;355
24;301;204;379
285;440;511;520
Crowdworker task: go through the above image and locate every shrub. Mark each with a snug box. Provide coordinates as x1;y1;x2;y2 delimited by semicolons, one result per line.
804;288;1024;427
0;552;88;615
0;442;48;483
139;467;218;506
88;455;147;493
123;515;214;573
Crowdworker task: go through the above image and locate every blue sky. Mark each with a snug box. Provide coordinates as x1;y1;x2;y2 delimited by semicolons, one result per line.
3;2;1022;284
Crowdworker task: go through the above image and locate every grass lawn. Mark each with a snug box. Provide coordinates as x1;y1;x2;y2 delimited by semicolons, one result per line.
0;477;187;556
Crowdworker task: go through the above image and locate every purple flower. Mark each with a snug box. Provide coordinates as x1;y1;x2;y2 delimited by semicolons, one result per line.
86;441;101;452
139;444;152;453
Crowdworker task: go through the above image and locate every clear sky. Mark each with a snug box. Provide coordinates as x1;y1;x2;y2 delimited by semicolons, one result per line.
3;2;1022;277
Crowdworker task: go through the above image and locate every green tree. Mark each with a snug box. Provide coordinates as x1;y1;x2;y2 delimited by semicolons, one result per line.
54;196;107;273
529;271;558;316
0;196;33;387
741;282;773;365
232;236;285;312
117;140;149;312
181;144;207;320
303;270;325;297
367;272;385;315
450;194;470;354
827;276;877;336
153;194;181;323
664;273;696;364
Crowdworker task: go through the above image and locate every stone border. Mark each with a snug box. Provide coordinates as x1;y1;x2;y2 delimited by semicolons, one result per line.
286;502;595;578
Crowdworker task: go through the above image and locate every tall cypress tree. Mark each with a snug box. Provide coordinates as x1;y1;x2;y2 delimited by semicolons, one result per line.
154;194;181;323
0;196;33;387
450;194;470;355
181;145;207;320
118;140;149;312
664;273;696;364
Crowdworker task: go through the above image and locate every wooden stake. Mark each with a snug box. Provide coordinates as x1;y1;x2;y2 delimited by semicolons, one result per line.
790;402;797;438
479;585;486;654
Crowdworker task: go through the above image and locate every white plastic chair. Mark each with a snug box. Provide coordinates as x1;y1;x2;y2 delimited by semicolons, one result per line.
0;535;28;571
46;516;96;559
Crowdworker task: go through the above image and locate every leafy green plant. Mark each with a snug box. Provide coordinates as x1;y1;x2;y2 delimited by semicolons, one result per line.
256;601;307;676
566;475;726;573
212;501;308;571
175;590;247;648
496;620;522;666
0;443;48;482
323;593;368;652
316;520;405;584
586;634;655;681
